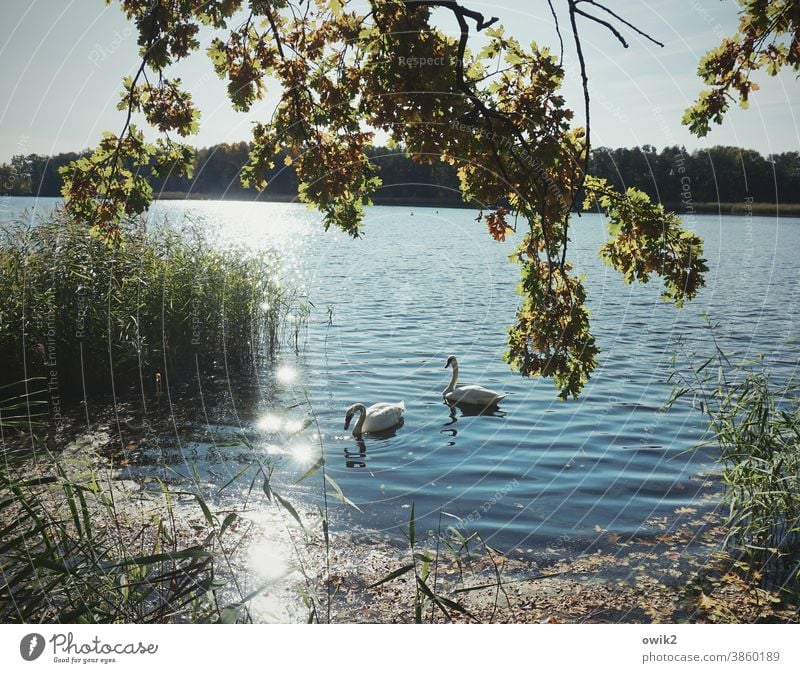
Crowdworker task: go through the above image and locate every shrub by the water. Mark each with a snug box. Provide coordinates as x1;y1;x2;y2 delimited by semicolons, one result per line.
0;209;300;400
670;346;800;597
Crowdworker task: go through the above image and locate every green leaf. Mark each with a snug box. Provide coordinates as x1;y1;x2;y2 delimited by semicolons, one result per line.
296;455;325;483
195;494;214;526
414;577;454;622
114;548;214;567
367;563;415;588
219;512;237;536
419;581;478;621
409;502;416;547
324;474;362;511
274;491;304;529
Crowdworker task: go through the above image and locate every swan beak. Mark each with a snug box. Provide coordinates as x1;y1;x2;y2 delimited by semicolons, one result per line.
344;415;352;430
444;361;450;369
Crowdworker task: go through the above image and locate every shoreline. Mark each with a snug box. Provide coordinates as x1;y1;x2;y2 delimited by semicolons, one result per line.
4;415;797;624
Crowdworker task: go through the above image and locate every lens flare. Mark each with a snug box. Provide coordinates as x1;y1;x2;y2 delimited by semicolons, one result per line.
291;443;313;465
276;364;297;384
256;413;283;433
283;418;305;435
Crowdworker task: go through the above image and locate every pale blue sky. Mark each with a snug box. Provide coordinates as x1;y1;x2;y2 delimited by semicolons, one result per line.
0;0;797;162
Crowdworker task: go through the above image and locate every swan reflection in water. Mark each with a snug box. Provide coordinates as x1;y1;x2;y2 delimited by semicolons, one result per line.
444;400;507;421
344;438;367;468
439;425;457;446
439;400;507;444
342;423;404;468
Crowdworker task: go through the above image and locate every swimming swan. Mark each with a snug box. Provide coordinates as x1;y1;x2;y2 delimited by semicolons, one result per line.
344;402;405;436
443;356;506;406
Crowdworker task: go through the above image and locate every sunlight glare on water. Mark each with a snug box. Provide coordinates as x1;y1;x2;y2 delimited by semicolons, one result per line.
276;364;297;384
257;413;284;434
283;418;306;435
290;442;314;466
243;510;304;622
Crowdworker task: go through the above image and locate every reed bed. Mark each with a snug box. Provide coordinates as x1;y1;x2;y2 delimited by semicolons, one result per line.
670;342;800;600
0;208;306;401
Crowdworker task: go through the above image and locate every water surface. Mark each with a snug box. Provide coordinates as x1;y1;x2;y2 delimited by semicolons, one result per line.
4;196;799;554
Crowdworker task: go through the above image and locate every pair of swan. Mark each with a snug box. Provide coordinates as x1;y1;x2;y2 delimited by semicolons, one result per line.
344;355;506;437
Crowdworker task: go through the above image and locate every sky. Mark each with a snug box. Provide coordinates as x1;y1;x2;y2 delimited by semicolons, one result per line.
0;0;797;163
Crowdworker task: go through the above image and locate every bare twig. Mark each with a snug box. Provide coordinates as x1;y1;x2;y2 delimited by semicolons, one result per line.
578;0;665;48
573;5;629;48
547;0;564;65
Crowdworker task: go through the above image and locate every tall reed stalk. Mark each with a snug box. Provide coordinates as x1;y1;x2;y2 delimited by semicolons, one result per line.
669;338;800;594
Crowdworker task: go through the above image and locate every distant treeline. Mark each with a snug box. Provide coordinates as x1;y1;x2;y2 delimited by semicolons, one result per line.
589;145;800;209
2;142;798;209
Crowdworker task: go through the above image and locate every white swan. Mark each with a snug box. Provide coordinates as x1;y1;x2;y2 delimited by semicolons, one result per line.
344;402;405;436
443;355;506;406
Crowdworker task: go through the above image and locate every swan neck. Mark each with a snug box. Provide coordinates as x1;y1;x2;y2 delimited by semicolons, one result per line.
353;404;367;436
445;364;459;394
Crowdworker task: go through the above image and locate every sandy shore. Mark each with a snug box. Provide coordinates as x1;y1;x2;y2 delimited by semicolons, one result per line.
4;425;797;624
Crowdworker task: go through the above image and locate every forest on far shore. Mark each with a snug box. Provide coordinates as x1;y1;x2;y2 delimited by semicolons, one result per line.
2;143;798;210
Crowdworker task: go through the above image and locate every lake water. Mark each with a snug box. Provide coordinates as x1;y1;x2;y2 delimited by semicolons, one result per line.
3;196;799;555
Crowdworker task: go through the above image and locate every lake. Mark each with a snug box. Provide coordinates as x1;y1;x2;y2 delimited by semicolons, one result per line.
3;196;799;555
